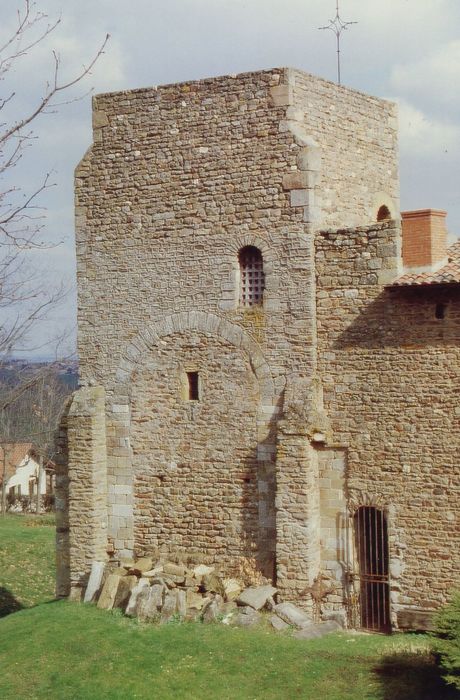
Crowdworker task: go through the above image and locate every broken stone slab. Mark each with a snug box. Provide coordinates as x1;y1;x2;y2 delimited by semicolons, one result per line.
236;585;277;610
274;602;312;629
161;590;178;623
223;578;243;601
114;575;138;610
233;607;261;628
202;573;224;594
128;557;154;576
125;578;150;617
138;583;165;622
186;590;206;610
163;562;185;577
293;620;342;640
202;595;223;624
322;610;347;628
84;561;106;603
141;565;164;577
119;557;135;569
192;564;214;577
270;614;290;631
97;574;122;610
184;576;199;588
177;589;187;619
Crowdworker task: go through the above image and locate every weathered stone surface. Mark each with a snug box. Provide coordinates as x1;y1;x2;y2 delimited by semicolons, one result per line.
223;578;243;601
237;585;277;610
186;590;206;610
141;566;163;577
137;583;166;621
293;620;341;639
322;610;347;629
84;561;106;603
233;607;261;628
202;595;223;624
129;557;153;574
274;602;312;629
176;589;187;619
161;590;178;622
125;578;150;616
270;614;290;631
202;573;224;594
192;565;214;578
396;609;436;632
97;574;122;610
113;575;138;609
163;562;185;577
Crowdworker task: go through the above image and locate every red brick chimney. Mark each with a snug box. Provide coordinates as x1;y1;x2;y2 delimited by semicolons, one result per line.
401;209;447;269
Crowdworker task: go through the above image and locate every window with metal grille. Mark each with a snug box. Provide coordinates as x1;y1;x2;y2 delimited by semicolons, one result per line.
239;246;264;307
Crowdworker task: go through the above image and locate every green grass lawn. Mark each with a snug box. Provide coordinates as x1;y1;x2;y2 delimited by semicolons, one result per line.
0;513;56;615
0;515;457;700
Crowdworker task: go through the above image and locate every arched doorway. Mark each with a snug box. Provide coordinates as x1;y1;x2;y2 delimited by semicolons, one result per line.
354;506;391;632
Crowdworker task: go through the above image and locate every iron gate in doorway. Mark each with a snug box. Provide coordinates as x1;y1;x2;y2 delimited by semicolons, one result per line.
353;505;391;633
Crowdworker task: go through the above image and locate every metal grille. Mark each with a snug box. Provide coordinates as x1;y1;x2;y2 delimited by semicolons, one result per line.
239;246;264;307
354;506;391;633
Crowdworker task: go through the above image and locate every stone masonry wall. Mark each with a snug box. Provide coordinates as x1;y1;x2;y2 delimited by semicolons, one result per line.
72;67;398;598
289;69;399;228
316;221;460;624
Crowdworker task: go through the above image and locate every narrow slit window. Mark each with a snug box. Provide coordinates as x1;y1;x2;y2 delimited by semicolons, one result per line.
187;371;200;401
239;246;264;307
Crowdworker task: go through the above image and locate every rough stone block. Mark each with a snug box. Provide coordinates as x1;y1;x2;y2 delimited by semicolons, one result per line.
236;585;277;610
84;561;106;603
274;602;312;629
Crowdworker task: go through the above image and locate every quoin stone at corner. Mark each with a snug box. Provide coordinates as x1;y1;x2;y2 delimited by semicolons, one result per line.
55;67;459;633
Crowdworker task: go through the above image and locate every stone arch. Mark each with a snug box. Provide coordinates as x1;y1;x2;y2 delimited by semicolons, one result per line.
216;233;280;311
107;311;278;568
371;192;398;222
114;311;274;403
347;489;388;514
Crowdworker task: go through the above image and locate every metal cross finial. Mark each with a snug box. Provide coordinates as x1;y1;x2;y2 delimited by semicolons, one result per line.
319;0;357;85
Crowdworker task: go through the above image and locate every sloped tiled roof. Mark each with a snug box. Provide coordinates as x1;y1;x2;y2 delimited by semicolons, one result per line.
391;241;460;286
0;443;33;483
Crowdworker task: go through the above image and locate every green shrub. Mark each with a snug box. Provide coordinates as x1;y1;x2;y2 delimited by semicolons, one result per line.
432;591;460;690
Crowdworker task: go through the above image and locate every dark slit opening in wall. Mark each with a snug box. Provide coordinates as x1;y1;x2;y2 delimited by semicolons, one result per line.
187;372;199;401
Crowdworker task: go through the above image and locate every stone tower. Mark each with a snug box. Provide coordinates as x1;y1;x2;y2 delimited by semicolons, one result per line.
58;68;459;629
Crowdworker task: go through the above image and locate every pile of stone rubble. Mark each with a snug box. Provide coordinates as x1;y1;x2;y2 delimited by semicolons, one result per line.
83;557;343;639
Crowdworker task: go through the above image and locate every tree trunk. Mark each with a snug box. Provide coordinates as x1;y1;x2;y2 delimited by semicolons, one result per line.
1;445;9;517
36;453;44;515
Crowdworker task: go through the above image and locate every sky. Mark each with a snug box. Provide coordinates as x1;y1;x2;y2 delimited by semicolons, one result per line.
2;0;460;357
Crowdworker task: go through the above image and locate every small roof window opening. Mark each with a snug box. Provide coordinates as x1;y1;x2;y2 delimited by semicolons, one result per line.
239;246;265;307
377;205;391;221
187;371;200;401
435;303;447;320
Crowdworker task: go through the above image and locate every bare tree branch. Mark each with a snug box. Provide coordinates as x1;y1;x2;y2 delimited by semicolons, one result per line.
0;1;108;364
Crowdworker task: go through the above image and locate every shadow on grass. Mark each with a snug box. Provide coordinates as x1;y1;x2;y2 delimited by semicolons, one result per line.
375;651;459;700
0;587;24;618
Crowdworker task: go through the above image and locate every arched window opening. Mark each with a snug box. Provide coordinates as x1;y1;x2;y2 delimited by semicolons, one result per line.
377;205;391;221
239;246;264;307
353;506;391;633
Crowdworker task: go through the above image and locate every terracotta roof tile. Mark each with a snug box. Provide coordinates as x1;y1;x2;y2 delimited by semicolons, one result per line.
391;241;460;286
0;443;33;483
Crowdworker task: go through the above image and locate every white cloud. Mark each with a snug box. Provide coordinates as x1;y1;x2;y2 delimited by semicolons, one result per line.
397;99;460;158
390;41;460;116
